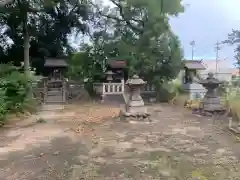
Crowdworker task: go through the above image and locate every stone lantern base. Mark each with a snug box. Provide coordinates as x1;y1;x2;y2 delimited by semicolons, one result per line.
119;107;150;121
198;72;226;115
119;95;151;121
202;96;224;112
120;75;151;121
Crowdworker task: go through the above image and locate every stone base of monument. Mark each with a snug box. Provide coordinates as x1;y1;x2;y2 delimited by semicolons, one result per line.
198;97;225;116
120;74;151;122
119;106;151;121
202;97;223;110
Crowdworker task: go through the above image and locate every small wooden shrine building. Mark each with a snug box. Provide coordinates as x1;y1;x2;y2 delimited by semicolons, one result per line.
181;60;206;100
104;59;128;82
182;60;206;84
43;57;68;80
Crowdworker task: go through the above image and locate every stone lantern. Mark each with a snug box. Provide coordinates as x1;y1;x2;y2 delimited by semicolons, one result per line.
199;72;224;113
120;75;150;121
105;70;114;82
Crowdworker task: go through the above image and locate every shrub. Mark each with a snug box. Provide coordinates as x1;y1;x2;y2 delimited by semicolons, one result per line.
158;79;181;102
0;64;33;125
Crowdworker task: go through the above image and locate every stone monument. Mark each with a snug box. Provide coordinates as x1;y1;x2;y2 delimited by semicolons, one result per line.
199;72;224;113
120;75;150;121
105;70;114;82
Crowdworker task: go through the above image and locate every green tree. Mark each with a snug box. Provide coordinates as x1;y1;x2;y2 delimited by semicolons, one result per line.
0;0;89;72
224;30;240;75
0;0;52;75
87;0;184;100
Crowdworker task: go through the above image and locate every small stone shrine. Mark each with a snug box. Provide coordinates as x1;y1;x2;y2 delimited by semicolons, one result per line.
105;70;114;82
199;72;225;114
120;75;150;121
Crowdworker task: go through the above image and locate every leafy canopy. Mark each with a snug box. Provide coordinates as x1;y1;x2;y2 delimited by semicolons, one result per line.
73;0;185;83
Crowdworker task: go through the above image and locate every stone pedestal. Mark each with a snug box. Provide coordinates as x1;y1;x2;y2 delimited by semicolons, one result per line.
199;72;225;114
202;96;222;111
120;75;150;121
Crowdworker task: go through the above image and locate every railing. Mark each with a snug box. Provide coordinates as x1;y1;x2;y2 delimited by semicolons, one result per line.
66;81;85;102
93;83;124;95
103;83;124;94
143;84;155;93
32;77;47;102
93;82;156;95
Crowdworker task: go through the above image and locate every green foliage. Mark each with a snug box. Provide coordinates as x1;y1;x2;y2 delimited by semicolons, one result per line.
67;0;185;95
157;78;182;102
68;50;103;82
224;30;240;70
0;0;89;72
0;64;34;125
1;0;185;104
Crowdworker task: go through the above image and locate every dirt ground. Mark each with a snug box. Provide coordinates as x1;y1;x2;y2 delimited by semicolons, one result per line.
1;103;240;180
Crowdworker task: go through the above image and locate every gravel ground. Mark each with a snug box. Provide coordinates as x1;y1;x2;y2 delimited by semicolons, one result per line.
1;104;240;180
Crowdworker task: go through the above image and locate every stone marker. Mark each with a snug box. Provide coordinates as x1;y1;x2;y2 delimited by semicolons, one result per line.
199;72;224;113
120;75;150;121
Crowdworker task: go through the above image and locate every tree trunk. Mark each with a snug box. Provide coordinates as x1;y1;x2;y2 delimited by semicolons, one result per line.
23;12;32;97
23;12;30;76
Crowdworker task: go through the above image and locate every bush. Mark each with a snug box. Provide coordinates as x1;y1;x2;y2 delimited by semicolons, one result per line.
0;64;33;125
157;79;181;102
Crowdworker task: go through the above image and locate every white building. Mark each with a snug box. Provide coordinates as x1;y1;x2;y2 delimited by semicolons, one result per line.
200;59;235;81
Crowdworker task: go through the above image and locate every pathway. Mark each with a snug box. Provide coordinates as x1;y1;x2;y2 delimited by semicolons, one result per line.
0;104;240;180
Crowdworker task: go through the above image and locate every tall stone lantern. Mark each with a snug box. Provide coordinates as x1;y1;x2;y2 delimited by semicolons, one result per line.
120;75;150;121
105;70;114;82
199;72;224;113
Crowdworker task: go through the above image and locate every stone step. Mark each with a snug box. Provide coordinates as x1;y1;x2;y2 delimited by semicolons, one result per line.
44;101;65;104
47;88;63;92
41;104;65;111
47;92;63;96
45;95;64;103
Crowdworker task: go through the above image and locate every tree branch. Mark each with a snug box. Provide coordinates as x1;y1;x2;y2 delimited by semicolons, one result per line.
91;0;143;34
109;0;143;34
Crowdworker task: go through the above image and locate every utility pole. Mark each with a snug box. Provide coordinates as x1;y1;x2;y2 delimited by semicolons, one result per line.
215;41;221;77
190;40;196;60
160;0;164;13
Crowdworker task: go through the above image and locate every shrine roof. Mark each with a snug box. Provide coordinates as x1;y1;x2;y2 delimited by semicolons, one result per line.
184;60;205;70
107;59;126;68
44;58;68;67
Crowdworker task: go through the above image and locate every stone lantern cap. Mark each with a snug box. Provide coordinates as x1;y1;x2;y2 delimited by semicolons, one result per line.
105;70;115;75
199;72;221;85
126;75;146;85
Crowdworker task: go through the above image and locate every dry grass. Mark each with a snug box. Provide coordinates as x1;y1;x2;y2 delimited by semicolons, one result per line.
228;96;240;121
58;102;120;124
171;93;188;106
173;93;201;109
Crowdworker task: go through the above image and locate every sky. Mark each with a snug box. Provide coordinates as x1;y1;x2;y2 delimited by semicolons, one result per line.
71;0;240;67
170;0;240;66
